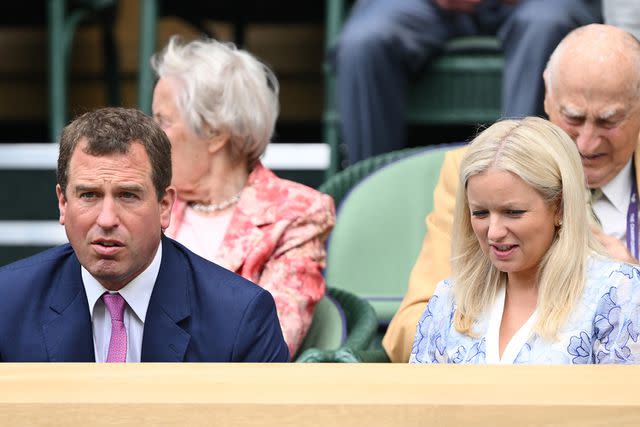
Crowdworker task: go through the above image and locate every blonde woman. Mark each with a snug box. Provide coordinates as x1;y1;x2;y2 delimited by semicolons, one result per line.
410;117;640;364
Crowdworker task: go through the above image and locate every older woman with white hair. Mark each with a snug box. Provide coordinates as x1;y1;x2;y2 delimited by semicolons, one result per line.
410;117;640;364
151;37;335;357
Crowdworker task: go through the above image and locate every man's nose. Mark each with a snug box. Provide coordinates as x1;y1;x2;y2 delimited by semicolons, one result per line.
574;122;600;154
96;197;119;229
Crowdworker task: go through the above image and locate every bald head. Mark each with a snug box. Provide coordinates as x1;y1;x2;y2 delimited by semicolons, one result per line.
545;24;640;101
543;24;640;189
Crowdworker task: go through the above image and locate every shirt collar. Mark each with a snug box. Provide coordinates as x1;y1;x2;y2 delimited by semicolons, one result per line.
600;158;633;214
82;240;163;323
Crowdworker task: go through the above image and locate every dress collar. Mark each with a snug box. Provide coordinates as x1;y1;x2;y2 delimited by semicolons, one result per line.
485;285;538;364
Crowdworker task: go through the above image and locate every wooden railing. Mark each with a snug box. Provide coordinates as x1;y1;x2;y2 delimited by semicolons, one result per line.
1;363;639;426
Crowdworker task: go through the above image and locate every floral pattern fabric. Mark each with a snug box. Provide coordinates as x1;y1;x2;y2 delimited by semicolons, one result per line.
410;255;640;364
166;162;335;358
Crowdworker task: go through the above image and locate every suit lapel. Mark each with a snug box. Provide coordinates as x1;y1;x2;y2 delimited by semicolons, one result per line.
141;238;192;362
42;255;95;362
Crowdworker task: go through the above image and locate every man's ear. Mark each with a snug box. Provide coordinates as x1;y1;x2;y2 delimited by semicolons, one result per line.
542;68;552;117
205;128;231;155
56;184;67;225
159;186;177;231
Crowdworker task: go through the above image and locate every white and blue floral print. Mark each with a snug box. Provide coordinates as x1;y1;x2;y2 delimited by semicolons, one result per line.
410;255;640;364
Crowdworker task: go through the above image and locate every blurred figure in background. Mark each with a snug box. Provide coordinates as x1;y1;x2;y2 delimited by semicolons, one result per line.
152;37;335;358
604;0;640;40
335;0;602;164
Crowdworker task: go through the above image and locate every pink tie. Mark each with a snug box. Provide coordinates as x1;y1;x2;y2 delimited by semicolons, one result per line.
102;293;127;363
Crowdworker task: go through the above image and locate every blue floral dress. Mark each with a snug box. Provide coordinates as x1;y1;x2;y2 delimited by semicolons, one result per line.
409;255;640;364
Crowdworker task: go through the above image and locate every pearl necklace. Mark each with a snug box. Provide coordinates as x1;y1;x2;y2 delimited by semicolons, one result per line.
188;193;241;214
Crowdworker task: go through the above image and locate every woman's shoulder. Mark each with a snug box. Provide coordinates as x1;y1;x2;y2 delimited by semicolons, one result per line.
580;255;640;363
246;163;335;216
414;278;455;327
428;278;456;310
410;278;458;364
586;254;640;282
584;254;640;297
434;277;454;293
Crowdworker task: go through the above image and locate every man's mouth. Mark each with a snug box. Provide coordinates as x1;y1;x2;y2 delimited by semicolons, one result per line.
580;153;605;162
94;241;123;247
92;239;124;255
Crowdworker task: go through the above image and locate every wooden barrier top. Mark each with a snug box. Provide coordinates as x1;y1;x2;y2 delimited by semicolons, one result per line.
0;363;639;426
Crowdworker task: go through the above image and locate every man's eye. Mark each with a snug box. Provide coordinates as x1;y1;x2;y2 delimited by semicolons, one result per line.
564;116;583;125
598;120;618;129
79;192;96;199
121;192;138;199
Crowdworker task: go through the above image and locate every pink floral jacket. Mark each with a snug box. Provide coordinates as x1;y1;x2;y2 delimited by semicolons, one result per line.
166;162;335;357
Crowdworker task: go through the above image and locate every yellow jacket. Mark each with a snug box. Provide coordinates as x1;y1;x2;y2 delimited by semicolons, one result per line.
382;145;640;363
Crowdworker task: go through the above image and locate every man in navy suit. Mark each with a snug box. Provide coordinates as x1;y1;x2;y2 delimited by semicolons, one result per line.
0;107;289;362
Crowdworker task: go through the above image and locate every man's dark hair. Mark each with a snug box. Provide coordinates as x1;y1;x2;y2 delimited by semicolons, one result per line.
57;107;172;200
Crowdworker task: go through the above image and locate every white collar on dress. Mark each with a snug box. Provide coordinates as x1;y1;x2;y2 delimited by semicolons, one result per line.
485;285;538;364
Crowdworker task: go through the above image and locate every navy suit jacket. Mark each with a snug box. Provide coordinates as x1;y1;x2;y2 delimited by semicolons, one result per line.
0;236;289;362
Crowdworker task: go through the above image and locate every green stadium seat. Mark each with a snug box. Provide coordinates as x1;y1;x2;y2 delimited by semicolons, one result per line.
317;144;463;362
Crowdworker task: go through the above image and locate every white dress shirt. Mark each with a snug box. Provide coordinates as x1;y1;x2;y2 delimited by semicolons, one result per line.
592;158;633;242
82;241;162;362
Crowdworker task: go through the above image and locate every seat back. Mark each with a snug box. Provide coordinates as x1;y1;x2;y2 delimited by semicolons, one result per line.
323;144;457;324
296;292;346;357
295;286;378;362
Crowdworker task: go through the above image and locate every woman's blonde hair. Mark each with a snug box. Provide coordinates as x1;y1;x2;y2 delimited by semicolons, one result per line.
152;36;279;169
452;117;600;339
